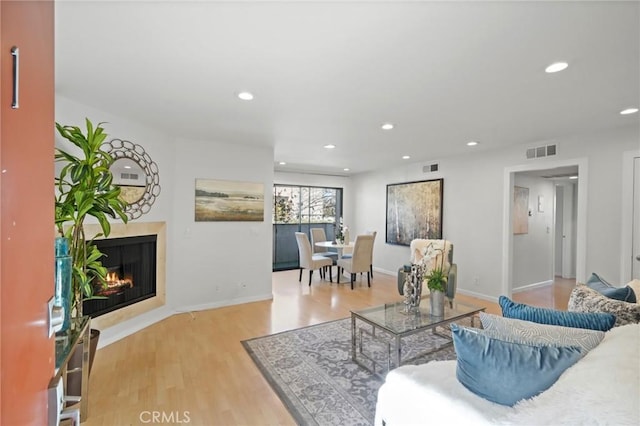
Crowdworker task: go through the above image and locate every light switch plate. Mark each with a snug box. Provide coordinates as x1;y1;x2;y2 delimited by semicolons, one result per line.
47;297;55;337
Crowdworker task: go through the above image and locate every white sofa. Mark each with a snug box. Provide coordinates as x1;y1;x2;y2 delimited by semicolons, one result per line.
375;323;639;425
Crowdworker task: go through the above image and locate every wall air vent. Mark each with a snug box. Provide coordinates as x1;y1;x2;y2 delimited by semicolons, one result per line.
526;144;557;160
422;162;439;173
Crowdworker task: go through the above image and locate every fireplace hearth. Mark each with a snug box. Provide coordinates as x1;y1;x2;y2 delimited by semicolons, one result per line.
84;234;157;318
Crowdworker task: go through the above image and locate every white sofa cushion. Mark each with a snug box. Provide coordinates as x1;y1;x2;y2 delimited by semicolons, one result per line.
504;323;639;424
374;323;639;426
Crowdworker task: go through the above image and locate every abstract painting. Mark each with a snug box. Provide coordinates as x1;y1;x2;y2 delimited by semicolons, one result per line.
386;178;443;245
195;179;264;222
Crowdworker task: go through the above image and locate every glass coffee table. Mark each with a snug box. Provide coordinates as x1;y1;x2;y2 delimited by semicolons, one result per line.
351;299;485;376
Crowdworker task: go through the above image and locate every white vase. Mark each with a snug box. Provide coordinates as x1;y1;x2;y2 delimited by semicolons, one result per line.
430;290;445;317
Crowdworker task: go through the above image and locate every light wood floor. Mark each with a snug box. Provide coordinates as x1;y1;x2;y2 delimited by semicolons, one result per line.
82;270;573;426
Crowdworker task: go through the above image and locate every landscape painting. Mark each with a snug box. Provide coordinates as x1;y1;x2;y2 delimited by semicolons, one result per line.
195;179;264;222
386;178;443;245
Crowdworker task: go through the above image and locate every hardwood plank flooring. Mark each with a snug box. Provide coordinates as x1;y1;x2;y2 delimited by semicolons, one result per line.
82;270;573;425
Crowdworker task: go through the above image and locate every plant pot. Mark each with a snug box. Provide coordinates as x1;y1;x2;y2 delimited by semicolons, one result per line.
430;290;445;317
66;328;100;397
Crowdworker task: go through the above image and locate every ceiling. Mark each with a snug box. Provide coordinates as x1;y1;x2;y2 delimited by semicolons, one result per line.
55;1;639;176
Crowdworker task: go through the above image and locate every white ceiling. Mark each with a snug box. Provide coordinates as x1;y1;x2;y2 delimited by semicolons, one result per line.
55;1;640;176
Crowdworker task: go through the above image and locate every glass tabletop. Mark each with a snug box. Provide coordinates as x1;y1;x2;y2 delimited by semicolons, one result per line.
351;299;485;335
55;315;90;371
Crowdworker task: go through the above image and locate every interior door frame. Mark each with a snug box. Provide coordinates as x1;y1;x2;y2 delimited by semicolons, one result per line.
621;149;640;282
502;157;588;297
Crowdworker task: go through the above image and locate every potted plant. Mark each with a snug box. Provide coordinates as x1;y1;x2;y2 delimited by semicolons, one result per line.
54;118;128;388
423;241;449;316
55;118;129;317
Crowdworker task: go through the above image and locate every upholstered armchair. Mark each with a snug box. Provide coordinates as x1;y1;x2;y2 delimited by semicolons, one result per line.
397;239;457;306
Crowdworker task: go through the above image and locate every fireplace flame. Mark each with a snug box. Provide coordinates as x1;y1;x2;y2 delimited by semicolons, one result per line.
97;271;134;296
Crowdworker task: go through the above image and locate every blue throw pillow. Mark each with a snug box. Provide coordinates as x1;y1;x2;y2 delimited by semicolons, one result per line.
499;296;616;331
451;324;582;406
586;273;636;303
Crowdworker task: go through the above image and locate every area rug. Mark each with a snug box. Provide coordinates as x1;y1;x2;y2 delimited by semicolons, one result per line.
242;316;473;426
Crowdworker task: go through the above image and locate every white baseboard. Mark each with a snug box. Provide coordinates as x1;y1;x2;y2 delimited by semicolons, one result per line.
512;280;553;294
96;293;273;349
97;305;174;349
175;293;273;314
374;266;399;276
456;288;499;303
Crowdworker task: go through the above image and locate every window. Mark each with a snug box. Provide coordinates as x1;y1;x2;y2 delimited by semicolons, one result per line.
272;185;343;270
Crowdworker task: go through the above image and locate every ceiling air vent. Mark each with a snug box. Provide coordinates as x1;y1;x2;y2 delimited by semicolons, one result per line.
422;162;439;173
526;144;557;160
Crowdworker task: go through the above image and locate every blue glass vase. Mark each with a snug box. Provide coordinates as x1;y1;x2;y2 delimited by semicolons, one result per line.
54;236;72;332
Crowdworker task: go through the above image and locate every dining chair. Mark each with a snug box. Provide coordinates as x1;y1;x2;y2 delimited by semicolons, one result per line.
367;230;377;278
310;228;338;264
295;232;333;286
336;234;374;290
342;230;376;278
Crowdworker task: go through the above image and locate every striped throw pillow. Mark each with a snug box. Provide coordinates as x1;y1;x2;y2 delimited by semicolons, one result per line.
499;296;615;332
479;312;605;355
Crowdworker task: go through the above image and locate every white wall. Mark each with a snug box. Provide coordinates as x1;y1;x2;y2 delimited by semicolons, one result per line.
352;125;639;300
512;175;555;290
170;139;274;310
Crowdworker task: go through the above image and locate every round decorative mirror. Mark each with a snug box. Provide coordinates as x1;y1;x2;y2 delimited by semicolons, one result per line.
103;139;160;220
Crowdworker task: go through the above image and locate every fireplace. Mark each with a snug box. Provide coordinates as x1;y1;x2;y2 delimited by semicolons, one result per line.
84;234;157;318
82;221;166;329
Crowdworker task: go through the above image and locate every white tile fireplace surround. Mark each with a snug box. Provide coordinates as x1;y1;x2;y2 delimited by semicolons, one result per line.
83;221;166;330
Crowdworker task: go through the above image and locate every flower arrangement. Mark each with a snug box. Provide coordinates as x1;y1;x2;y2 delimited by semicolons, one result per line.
421;241;449;293
334;217;346;243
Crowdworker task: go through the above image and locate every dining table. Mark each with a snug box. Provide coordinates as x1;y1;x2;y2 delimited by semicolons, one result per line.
314;240;353;260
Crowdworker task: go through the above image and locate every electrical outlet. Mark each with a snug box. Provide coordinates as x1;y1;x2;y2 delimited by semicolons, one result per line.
238;282;247;289
473;276;480;286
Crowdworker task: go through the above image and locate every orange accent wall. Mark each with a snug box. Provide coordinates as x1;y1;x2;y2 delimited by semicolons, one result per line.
1;1;55;424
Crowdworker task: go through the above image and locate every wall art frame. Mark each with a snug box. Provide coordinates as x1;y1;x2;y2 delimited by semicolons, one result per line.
103;139;161;220
513;185;529;234
195;178;265;222
386;178;443;246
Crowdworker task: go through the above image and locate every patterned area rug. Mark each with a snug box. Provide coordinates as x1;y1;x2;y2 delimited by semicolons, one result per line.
242;316;473;426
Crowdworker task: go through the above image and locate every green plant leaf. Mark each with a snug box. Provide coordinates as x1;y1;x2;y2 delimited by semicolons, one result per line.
55;119;129;316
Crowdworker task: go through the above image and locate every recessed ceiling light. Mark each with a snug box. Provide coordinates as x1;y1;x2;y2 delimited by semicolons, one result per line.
467;141;479;146
569;176;578;180
324;144;336;149
381;123;394;130
545;62;568;73
402;155;410;160
279;161;286;165
343;168;350;171
237;91;254;101
620;107;639;115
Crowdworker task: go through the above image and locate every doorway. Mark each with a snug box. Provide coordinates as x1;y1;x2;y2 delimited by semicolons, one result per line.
621;150;640;281
502;159;588;297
